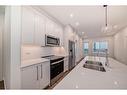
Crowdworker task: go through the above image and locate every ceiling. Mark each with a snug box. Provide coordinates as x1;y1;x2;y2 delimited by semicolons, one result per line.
39;6;127;38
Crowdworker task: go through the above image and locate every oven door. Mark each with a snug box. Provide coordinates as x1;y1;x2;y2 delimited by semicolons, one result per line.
50;60;64;79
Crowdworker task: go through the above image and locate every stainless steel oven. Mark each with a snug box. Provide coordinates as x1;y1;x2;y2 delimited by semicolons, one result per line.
41;55;64;85
50;58;64;79
45;35;60;46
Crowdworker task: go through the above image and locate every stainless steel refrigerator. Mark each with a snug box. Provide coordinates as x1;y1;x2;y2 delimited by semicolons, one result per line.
68;40;75;70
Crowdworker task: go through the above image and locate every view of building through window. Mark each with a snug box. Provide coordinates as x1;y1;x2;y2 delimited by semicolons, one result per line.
93;41;108;52
84;42;89;55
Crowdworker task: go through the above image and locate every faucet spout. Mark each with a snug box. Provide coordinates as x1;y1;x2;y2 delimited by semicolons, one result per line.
105;49;109;67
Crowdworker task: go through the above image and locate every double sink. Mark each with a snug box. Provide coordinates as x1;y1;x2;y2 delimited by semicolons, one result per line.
83;60;106;72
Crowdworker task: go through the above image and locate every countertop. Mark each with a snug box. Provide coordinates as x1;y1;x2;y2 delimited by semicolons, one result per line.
54;56;127;89
21;58;50;68
21;55;68;68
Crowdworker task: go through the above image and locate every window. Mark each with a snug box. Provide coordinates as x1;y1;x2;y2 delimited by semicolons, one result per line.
93;41;108;52
84;42;89;55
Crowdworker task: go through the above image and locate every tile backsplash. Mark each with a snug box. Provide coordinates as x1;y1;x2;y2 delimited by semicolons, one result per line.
21;45;67;60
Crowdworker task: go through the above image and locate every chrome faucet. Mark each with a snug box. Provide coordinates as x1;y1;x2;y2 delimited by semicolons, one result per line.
105;49;109;67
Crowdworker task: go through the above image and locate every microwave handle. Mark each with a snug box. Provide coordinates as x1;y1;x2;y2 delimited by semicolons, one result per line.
58;38;60;45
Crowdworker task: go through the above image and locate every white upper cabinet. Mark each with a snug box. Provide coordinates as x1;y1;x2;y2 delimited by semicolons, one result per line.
54;23;60;38
34;13;46;46
45;18;64;46
45;18;55;36
21;7;35;44
54;23;64;46
21;7;63;46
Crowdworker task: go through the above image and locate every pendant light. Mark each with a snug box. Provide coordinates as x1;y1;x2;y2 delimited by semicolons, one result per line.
103;5;108;30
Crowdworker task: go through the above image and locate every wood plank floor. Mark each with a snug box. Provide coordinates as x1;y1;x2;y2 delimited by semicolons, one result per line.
0;80;4;89
45;70;71;89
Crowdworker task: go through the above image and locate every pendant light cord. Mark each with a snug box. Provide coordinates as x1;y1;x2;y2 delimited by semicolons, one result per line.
105;5;107;27
103;5;108;27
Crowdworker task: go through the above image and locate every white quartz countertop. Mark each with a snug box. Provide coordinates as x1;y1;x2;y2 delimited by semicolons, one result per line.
54;56;127;89
21;58;50;68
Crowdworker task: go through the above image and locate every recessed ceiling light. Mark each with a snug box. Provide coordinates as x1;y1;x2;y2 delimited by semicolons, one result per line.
114;81;118;85
70;13;74;18
82;32;84;34
76;22;80;26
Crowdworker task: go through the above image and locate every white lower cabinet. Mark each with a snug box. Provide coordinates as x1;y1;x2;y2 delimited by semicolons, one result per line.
64;57;69;72
39;62;50;88
21;64;40;89
21;61;50;89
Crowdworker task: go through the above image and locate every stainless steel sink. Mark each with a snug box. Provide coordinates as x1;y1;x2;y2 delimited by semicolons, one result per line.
83;61;106;72
85;60;102;66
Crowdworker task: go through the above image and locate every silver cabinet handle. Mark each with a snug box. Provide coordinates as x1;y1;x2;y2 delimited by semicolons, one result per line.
41;64;43;79
36;66;39;80
51;60;64;65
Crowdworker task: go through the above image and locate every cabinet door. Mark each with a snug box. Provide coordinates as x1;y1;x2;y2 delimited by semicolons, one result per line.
54;23;63;46
34;14;46;46
39;62;50;89
21;65;40;89
46;18;55;36
54;22;59;38
21;7;35;44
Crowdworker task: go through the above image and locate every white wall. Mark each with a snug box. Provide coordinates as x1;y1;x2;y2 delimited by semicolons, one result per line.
78;38;84;61
114;27;127;65
3;6;21;89
74;32;84;63
21;45;66;60
0;10;4;81
63;25;75;55
84;36;114;58
3;6;11;88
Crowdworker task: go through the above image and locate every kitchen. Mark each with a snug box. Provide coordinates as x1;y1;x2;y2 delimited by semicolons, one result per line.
0;5;127;89
20;6;84;89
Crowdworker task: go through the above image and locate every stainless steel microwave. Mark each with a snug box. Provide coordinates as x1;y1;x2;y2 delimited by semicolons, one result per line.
45;35;60;46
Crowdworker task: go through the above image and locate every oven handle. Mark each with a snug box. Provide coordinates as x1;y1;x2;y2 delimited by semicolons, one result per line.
41;64;43;79
51;60;64;65
36;66;39;80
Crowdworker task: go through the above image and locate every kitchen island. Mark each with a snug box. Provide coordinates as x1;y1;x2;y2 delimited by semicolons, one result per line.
54;56;127;89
